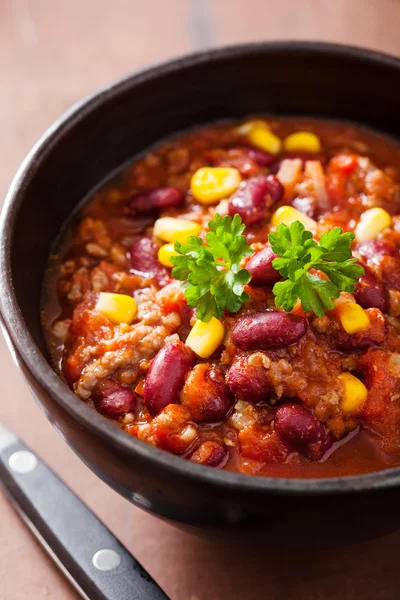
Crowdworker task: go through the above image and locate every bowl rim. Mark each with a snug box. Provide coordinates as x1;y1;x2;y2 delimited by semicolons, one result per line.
2;40;400;496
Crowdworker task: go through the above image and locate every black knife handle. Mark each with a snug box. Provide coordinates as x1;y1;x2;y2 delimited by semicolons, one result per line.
0;432;169;600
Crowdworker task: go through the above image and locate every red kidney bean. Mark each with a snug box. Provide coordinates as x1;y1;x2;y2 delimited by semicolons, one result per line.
151;187;184;209
334;336;375;352
274;403;333;461
292;196;318;219
244;146;276;167
246;246;280;286
227;357;270;403
354;266;389;312
130;237;158;273
127;187;183;214
228;175;284;226
177;303;195;341
357;239;398;263
130;237;169;284
264;174;285;202
96;382;136;419
144;341;195;416
232;312;307;350
190;441;228;467
181;363;233;423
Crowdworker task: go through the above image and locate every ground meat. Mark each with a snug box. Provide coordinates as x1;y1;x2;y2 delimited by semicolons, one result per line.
51;319;71;343
78;217;112;249
69;286;181;399
65;267;90;304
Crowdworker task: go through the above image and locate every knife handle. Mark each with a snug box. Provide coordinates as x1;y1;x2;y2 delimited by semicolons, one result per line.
0;433;169;600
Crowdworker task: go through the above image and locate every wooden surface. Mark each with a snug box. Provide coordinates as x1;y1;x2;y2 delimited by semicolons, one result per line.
2;1;400;598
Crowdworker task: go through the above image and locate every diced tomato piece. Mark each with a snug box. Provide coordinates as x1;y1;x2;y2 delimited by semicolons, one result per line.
330;154;359;175
359;349;398;418
238;426;290;463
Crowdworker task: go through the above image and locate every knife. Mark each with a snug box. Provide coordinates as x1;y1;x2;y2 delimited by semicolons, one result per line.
0;423;170;600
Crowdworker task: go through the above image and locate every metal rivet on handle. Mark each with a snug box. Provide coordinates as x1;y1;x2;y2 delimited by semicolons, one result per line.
92;549;121;571
8;451;37;474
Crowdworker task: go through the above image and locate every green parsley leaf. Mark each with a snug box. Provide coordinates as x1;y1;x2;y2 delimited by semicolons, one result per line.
269;222;364;317
171;213;253;322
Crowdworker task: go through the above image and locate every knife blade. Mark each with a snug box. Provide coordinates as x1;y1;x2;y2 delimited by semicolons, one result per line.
0;423;170;600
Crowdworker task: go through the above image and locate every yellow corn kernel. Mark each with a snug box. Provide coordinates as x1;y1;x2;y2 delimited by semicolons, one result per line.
153;217;201;244
185;317;225;358
247;126;282;155
236;119;270;135
158;243;178;268
190;167;242;204
96;292;137;324
337;302;370;334
354;207;392;242
283;131;322;153
270;205;317;231
338;372;368;414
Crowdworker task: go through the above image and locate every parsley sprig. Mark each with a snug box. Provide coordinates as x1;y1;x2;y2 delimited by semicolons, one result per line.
269;221;364;317
171;213;253;322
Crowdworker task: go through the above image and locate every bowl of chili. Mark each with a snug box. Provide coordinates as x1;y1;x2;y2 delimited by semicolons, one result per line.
2;42;400;544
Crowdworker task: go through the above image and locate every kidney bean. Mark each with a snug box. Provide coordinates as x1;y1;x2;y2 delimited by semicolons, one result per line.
245;147;276;167
96;381;136;419
264;174;285;202
228;178;266;226
130;237;158;273
190;441;228;467
177;303;195;341
357;239;398;263
144;341;195;416
274;403;333;460
152;187;184;209
232;312;307;350
130;237;169;284
292;196;318;219
334;336;374;352
127;187;184;214
228;356;270;403
354;266;389;312
228;175;284;226
246;246;280;286
181;363;233;423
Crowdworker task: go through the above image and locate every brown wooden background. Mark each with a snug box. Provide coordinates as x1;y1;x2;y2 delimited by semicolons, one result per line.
2;1;400;598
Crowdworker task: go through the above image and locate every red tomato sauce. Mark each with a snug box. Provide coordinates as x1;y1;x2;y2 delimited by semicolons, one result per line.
42;118;400;478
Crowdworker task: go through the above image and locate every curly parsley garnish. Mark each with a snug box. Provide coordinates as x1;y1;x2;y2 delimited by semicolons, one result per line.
171;213;253;322
269;221;364;317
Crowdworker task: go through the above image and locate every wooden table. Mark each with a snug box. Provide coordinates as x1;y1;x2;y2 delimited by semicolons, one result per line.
2;1;400;598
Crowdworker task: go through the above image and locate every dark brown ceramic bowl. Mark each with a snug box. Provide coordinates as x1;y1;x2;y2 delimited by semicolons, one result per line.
2;42;400;545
